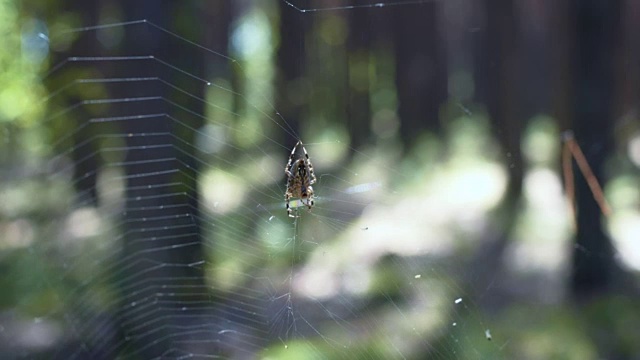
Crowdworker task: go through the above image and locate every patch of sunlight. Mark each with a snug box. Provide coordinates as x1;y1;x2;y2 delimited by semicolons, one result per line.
231;4;275;132
447;114;497;161
342;261;373;294
402;161;502;243
0;84;31;120
508;168;571;273
195;124;228;155
204;78;234;130
304;125;349;169
208;259;244;291
344;181;382;195
294;252;341;298
96;167;125;210
427;159;507;229
334;141;402;207
65;207;103;239
343;152;391;199
201;169;245;214
0;181;71;217
524;168;568;212
522;115;560;166
235;115;264;148
607;175;640;209
628;131;640;167
260;217;290;252
610;212;640;271
357;140;404;176
607;175;640;271
262;339;325;360
0;219;34;249
294;214;407;300
237;151;282;188
12;316;62;350
231;9;271;60
352;209;454;258
395;278;448;334
0;4;44;124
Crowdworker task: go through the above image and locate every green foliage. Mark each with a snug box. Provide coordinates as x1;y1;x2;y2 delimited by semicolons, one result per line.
0;0;44;126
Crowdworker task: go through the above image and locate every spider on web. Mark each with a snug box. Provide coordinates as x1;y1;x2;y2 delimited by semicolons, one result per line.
284;141;317;218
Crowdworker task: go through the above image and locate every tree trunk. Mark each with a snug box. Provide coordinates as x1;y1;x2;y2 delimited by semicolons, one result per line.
391;3;447;150
476;0;522;209
569;0;620;299
347;8;372;149
277;1;307;148
114;1;208;357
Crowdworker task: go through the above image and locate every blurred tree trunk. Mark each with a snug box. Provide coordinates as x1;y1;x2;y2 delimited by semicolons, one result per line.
569;0;620;299
44;2;108;357
114;1;208;357
65;0;100;207
517;1;552;118
551;1;573;129
171;1;209;276
277;1;307;149
468;1;523;304
617;1;640;120
391;3;447;150
202;2;231;80
347;8;372;150
475;0;522;212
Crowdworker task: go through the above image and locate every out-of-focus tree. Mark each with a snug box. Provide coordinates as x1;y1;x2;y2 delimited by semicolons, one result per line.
567;2;631;358
391;3;447;149
346;8;372;149
475;0;522;221
112;1;211;357
569;0;619;299
276;0;307;149
0;0;46;161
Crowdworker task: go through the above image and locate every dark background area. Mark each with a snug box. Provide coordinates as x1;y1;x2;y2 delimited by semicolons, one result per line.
1;0;639;359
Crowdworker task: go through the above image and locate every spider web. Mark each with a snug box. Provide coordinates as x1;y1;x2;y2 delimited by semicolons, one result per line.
0;1;520;359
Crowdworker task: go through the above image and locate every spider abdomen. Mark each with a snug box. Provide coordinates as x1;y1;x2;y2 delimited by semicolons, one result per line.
284;141;317;217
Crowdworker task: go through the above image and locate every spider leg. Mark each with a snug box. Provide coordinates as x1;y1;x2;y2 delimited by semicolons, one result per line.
285;191;298;218
308;166;317;185
285;192;292;217
299;143;317;185
284;141;301;176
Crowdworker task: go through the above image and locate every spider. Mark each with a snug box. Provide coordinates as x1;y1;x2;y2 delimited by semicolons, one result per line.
284;141;317;218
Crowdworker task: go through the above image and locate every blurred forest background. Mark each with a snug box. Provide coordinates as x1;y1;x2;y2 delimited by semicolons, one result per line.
1;0;640;359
